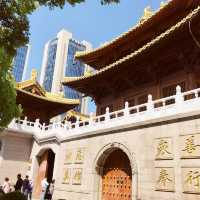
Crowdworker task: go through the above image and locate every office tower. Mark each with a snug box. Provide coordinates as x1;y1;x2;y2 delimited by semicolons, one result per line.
40;29;92;114
12;45;30;82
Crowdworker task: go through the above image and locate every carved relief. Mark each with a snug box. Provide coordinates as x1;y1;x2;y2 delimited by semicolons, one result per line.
180;134;200;159
182;167;200;194
72;168;83;185
65;149;73;164
62;168;71;184
155;168;175;192
74;148;85;164
155;137;173;160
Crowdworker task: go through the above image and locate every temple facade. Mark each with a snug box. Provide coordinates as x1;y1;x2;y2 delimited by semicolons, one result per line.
1;1;200;200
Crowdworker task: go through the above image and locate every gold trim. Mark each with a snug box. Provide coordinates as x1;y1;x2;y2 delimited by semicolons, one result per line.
75;0;171;59
17;88;80;105
63;6;200;85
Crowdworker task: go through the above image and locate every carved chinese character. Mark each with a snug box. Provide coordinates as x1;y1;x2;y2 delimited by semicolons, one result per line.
75;148;84;163
156;139;172;157
65;150;73;164
157;169;172;186
185;171;200;189
72;169;82;185
63;168;71;184
182;136;200;154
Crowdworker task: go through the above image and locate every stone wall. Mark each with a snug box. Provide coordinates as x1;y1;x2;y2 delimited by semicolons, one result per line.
0;132;33;185
48;115;200;200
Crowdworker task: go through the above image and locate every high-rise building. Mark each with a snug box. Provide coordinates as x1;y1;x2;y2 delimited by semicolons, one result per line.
40;30;92;114
12;45;30;82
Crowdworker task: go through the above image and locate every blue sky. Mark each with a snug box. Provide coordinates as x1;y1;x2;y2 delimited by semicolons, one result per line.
27;0;163;113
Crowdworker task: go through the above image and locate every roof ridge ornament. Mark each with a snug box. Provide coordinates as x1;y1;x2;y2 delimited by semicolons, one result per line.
140;6;154;23
31;69;37;80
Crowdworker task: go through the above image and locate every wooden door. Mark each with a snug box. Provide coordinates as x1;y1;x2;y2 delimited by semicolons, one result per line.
102;150;132;200
34;151;49;198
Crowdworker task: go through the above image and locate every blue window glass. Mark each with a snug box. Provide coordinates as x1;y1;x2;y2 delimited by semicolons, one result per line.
43;39;58;92
12;46;28;82
64;39;86;112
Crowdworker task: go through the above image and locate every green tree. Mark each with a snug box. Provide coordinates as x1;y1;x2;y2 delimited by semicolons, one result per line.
0;0;119;129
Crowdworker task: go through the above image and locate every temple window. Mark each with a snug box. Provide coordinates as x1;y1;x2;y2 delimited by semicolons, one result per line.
162;82;186;105
124;98;135;107
138;94;148;105
162;82;186;98
137;94;148;112
100;105;113;115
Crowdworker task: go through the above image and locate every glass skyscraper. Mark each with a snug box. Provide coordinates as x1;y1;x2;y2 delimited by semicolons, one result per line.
64;39;86;112
40;29;92;114
43;39;58;92
12;45;30;82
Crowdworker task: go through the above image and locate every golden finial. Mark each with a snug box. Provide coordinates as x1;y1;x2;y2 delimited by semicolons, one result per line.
160;1;167;8
31;69;37;80
141;6;153;22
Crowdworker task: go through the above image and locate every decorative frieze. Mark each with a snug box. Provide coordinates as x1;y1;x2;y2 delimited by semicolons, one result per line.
182;167;200;194
62;168;71;184
72;168;83;185
155;137;173;160
180;134;200;159
155;167;175;192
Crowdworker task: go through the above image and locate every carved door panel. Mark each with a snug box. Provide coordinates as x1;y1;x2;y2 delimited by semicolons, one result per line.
102;149;132;200
102;168;131;200
34;151;49;198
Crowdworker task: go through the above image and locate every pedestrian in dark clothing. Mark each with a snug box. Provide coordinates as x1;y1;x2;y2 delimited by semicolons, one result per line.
22;175;29;200
15;174;23;192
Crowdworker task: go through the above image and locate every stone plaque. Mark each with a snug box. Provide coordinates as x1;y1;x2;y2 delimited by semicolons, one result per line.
155;167;175;192
180;134;200;159
65;149;73;164
155;137;173;160
182;167;200;194
74;148;85;164
72;168;83;185
62;168;71;184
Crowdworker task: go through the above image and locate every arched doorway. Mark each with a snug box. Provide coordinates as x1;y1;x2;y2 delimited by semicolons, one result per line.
33;149;55;198
101;149;132;200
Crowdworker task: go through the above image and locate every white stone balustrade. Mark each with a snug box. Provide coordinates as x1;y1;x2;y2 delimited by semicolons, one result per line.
7;86;200;141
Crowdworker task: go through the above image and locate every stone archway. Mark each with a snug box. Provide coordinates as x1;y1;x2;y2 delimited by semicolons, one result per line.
33;148;55;198
93;142;138;200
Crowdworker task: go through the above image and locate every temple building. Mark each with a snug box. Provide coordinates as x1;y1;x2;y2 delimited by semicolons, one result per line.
2;1;200;200
16;69;80;124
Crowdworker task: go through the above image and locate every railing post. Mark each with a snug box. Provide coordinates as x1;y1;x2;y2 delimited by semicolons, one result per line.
89;112;94;125
34;119;40;132
175;85;183;106
124;101;129;117
22;116;28;128
105;107;110;121
42;123;45;132
147;94;154;113
75;116;80;129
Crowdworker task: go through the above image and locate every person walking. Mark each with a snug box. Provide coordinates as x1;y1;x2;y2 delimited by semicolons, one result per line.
2;177;11;194
48;179;55;200
27;180;33;200
14;174;23;192
22;175;30;200
40;178;49;200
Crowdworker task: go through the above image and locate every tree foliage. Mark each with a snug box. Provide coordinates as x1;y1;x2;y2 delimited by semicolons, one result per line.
0;0;119;129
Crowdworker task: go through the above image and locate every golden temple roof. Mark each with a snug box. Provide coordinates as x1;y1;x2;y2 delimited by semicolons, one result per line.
63;5;200;98
16;69;80;123
75;0;200;69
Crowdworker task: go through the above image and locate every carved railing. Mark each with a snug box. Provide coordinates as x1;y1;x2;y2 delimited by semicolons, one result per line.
8;86;200;139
